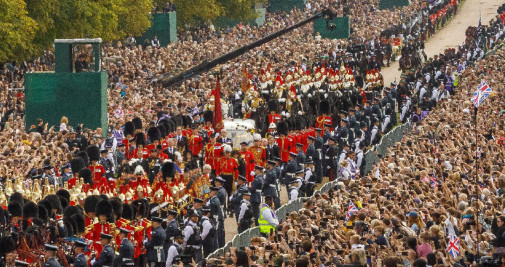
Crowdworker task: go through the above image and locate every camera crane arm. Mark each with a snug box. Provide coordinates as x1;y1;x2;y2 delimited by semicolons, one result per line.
160;9;335;88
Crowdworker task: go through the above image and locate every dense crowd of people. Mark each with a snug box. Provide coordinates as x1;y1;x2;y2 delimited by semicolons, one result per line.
205;8;505;267
0;0;504;266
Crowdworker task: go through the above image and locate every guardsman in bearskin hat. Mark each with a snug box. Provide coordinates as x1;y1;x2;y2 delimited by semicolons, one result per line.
123;121;136;159
315;99;333;135
131;199;151;266
203;132;223;173
85;199;116;260
87;146;109;194
276;121;292;163
131;132;148;160
68;157;86;189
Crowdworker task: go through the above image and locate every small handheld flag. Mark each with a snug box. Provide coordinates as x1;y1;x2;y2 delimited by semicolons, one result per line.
446;234;460;258
345;201;359;222
430;171;438;189
471;80;492;107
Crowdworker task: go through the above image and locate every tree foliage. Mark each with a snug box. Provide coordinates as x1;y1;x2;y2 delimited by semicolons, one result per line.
0;0;38;62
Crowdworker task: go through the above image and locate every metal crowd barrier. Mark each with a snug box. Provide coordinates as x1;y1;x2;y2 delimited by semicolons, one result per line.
206;121;412;260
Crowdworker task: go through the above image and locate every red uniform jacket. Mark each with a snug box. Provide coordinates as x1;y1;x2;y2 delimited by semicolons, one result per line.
216;157;239;180
187;134;203;156
315;115;333;135
85;222;114;259
239;150;255;182
204;143;223;170
277;137;292;162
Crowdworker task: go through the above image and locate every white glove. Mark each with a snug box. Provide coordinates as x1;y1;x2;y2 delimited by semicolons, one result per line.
90;259;96;265
250;171;255;176
229;195;233;201
234;181;238;187
143;238;148;245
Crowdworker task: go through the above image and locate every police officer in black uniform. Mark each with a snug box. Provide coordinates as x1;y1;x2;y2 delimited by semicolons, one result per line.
282;152;298;191
232;175;248;222
164;209;179;253
208;186;224;249
183;210;202;264
44;244;62;267
237;190;253;233
73;241;88;267
263;160;280;210
144;217;166;267
249;166;264;225
92;233;114;267
324;137;337;181
199;207;215;257
114;228;135;267
100;149;114;179
214;176;228;220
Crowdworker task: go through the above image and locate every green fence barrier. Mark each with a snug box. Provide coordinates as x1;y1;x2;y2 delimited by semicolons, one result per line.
137;12;177;46
24;72;108;133
379;0;409;10
268;0;306;13
313;17;350;39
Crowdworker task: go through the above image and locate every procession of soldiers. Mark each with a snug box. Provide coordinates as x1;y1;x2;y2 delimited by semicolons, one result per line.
0;48;423;266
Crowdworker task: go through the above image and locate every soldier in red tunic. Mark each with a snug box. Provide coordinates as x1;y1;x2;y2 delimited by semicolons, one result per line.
132;199;151;266
68;157;86;189
203;110;215;137
267;100;282;134
85;199;116;261
131;133;149;159
87;145;109;194
216;144;238;198
204;133;223;172
187;126;203;157
123;121;136;159
248;134;266;167
315;99;333;136
276;121;292;163
239;141;255;182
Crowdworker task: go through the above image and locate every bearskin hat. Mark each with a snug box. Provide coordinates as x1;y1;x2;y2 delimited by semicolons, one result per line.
71;213;85;234
141;198;150;217
95;199;113;222
38;199;53;218
99;194;109;201
0;236;16;255
124;121;135;136
276;121;289;136
70;157;86;174
56;189;71;202
23;202;38;218
8;202;22;217
8;192;24;206
0;208;6;225
157;124;167;138
63;218;75;237
63;205;83;220
83;195;100;214
86;145;100;162
121;203;134;220
110;197;123;219
203;110;213;123
268;100;278;112
77;151;89;166
147;127;161;143
45;194;63;214
295;117;302;131
58;196;70;209
286;118;294;131
135;132;145;147
79;168;93;185
161;162;176;181
132;117;143;131
320;99;330;115
131;199;145;218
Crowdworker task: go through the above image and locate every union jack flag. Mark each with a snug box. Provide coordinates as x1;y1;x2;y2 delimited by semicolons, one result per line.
471;80;492;107
430;171;438;189
345;201;359;222
114;106;124;119
446;234;460;258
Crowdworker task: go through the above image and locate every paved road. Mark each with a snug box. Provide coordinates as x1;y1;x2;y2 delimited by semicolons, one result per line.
382;0;505;85
222;0;505;244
